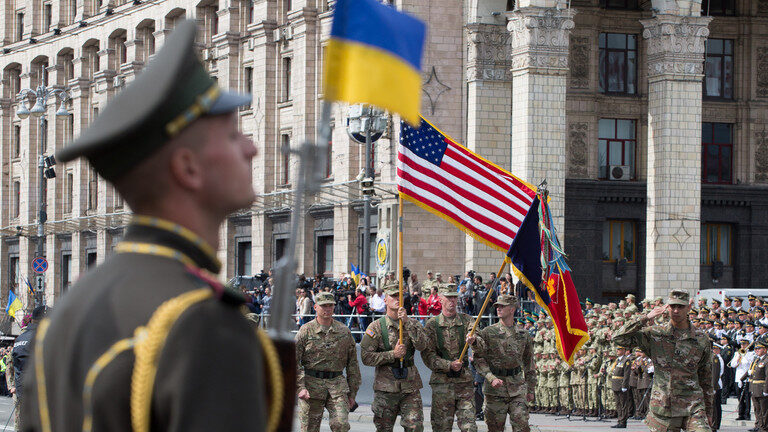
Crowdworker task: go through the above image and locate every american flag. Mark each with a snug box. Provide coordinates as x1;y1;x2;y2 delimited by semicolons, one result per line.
397;117;537;251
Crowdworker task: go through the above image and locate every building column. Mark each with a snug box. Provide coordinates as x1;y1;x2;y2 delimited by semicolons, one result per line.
641;15;711;298
507;7;575;237
465;22;514;275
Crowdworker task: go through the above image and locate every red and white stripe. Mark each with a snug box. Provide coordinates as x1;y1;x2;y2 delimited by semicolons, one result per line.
397;136;536;251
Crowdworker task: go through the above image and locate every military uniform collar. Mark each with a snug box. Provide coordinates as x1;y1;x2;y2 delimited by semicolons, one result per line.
438;313;460;327
313;319;337;334
384;315;400;328
122;215;221;273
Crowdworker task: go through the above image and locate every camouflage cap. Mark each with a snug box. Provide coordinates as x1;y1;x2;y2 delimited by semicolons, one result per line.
438;283;458;297
654;296;663;302
494;294;518;307
626;294;636;300
315;291;335;306
435;272;442;277
667;289;690;306
384;280;401;296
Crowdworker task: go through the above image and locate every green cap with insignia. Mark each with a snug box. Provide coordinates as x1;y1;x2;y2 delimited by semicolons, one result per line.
438;283;458;296
56;20;252;182
315;292;335;306
493;294;518;307
667;289;690;306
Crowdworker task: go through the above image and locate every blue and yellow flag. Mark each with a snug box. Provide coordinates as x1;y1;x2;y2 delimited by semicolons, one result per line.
324;0;426;125
350;263;366;286
6;290;23;320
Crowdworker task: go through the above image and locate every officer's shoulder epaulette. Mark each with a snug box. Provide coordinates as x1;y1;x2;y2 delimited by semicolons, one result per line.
185;265;246;306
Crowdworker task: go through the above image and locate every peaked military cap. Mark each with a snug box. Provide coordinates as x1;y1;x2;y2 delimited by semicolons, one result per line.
438;283;458;296
749;293;758;300
585;298;594;305
712;299;722;304
667;289;690;306
384;280;401;296
315;292;335;306
56;20;251;181
758;339;768;349
493;294;518;307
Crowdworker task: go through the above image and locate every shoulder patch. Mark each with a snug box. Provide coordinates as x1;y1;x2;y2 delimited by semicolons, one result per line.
365;327;376;338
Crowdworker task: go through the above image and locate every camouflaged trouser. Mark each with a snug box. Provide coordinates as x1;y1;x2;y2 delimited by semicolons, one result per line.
645;408;712;432
559;387;571;411
588;383;598;410
548;387;559;409
430;382;476;432
484;394;530;432
604;385;616;410
371;390;424;432
298;393;350;432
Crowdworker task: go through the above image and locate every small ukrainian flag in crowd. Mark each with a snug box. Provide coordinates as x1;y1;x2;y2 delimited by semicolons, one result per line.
323;0;426;125
350;263;366;286
6;290;23;320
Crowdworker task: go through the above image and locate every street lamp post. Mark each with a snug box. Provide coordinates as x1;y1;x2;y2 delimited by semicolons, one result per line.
347;105;387;277
16;80;71;307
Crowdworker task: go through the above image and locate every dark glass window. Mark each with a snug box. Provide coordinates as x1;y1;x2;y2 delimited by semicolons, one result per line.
701;0;735;16
598;118;636;179
236;240;252;276
602;0;637;9
701;122;733;184
704;39;733;99
602;220;636;262
599;33;637;95
701;223;732;265
317;235;333;276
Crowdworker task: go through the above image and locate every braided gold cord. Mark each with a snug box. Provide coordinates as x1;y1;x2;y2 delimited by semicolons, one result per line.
255;328;283;432
130;289;213;432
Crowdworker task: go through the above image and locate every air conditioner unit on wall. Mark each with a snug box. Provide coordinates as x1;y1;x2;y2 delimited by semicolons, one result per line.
609;165;631;181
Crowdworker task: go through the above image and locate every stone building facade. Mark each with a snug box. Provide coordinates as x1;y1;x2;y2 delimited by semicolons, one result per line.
1;0;767;315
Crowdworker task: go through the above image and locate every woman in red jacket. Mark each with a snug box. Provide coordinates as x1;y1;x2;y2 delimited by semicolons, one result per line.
426;286;442;316
347;288;370;341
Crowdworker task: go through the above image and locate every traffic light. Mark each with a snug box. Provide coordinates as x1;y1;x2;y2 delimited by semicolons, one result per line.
360;177;374;196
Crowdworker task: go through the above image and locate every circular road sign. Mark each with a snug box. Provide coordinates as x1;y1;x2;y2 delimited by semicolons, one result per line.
32;256;48;274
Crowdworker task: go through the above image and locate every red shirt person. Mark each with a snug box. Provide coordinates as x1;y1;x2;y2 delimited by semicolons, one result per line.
348;288;368;314
427;286;442;316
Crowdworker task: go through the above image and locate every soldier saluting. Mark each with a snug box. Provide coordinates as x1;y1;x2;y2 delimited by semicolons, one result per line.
296;291;361;432
361;281;430;432
20;20;268;431
472;294;535;432
614;289;714;432
422;284;481;432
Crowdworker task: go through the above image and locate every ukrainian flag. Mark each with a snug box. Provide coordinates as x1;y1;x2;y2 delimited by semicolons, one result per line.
324;0;426;125
6;290;23;320
350;263;366;286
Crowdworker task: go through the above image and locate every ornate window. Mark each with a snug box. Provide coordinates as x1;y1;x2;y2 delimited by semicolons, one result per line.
598;118;636;180
602;220;636;263
702;122;733;184
599;33;637;95
701;223;732;265
704;39;733;99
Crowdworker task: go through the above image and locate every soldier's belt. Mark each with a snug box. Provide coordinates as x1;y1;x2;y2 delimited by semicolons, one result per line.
386;359;415;368
490;366;522;377
611;376;624;380
305;369;343;379
752;379;766;384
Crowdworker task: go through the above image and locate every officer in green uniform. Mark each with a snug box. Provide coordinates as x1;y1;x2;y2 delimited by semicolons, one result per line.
361;281;430;432
296;291;361;432
20;20;268;432
422;284;481;432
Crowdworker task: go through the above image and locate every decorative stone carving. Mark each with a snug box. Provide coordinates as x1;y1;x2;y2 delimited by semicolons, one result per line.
422;66;451;115
759;0;768;16
465;23;512;82
568;122;588;177
569;36;589;89
640;15;712;79
756;130;768;182
506;7;575;74
758;48;768;98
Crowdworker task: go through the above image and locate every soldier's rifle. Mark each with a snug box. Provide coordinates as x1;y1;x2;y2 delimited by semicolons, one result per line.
271;102;332;430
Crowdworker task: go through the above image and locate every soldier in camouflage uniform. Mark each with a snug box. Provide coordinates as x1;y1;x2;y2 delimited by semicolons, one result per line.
587;345;603;416
546;352;560;413
422;284;481;432
361;282;431;432
296;291;362;432
473;294;535;432
614;289;714;432
558;357;572;415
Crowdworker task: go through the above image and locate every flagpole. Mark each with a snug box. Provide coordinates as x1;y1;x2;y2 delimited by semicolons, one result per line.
397;194;404;356
458;258;508;362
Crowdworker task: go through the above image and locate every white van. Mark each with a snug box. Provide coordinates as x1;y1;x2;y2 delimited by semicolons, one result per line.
695;288;768;309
